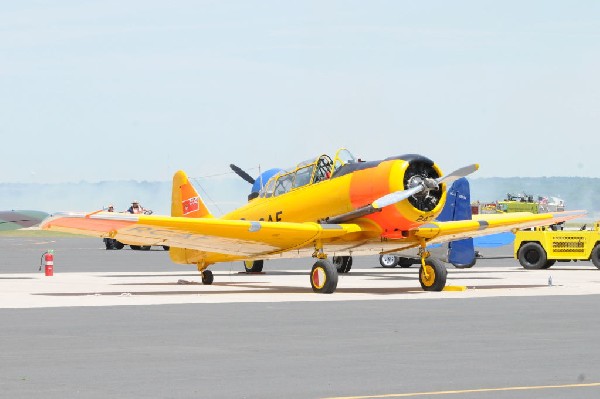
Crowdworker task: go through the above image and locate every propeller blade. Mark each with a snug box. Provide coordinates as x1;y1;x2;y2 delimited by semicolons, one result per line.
229;164;256;185
372;163;479;210
372;185;425;209
436;164;479;186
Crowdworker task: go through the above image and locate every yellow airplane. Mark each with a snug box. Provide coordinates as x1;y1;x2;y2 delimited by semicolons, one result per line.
41;149;584;293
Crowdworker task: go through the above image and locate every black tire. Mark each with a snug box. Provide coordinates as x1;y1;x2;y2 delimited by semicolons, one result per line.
140;246;151;251
310;260;338;294
113;241;124;250
418;258;447;291
591;244;600;269
201;270;214;285
542;260;556;269
397;257;414;268
332;256;352;273
379;254;399;268
244;260;264;273
162;246;170;251
518;242;547;269
104;238;115;250
130;245;141;250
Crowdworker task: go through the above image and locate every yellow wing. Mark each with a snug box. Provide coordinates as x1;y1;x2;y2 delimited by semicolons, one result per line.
41;209;585;264
412;210;585;244
41;212;366;261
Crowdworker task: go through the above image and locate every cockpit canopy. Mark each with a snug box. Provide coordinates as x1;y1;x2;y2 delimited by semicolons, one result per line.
258;148;357;198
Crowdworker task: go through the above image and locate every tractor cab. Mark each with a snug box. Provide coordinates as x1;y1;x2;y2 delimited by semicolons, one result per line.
259;148;357;198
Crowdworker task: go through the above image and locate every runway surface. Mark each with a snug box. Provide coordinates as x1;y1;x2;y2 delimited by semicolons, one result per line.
1;236;600;398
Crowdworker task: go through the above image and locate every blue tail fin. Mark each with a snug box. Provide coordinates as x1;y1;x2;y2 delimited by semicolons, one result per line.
437;178;476;267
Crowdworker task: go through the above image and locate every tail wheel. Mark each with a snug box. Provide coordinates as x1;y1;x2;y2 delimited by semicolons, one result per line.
591;244;600;269
201;270;214;285
332;256;352;273
379;254;399;268
419;258;447;291
397;257;414;268
518;242;547;269
453;259;476;269
244;260;264;273
310;260;338;294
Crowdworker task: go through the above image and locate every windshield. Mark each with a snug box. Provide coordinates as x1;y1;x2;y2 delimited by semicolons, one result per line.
258;150;352;198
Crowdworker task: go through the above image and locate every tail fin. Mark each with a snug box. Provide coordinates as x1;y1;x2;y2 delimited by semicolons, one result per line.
438;178;476;267
171;170;213;218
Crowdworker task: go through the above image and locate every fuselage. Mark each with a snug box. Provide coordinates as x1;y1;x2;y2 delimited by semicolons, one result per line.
223;154;447;238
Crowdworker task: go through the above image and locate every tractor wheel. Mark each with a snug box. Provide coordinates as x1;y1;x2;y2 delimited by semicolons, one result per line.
310;260;338;294
397;257;414;268
518;242;547;269
591;244;600;269
542;260;556;269
418;258;447;291
379;254;399;268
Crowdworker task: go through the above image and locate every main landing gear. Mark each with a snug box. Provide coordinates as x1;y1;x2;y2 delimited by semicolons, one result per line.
310;259;338;294
243;260;264;273
417;249;447;291
196;263;214;285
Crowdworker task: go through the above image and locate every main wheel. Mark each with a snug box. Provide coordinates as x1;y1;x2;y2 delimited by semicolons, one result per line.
418;258;447;291
518;242;547;269
130;245;140;250
310;260;338;294
201;270;214;285
244;260;264;273
162;246;170;251
104;238;115;250
379;254;399;268
113;241;124;250
591;244;600;269
397;257;414;268
332;256;352;273
140;246;151;251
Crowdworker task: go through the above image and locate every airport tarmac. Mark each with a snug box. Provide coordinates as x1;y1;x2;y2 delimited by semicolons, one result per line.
1;235;600;398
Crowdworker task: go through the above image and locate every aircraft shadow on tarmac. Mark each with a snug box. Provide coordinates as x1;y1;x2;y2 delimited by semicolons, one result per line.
0;276;36;280
33;277;547;297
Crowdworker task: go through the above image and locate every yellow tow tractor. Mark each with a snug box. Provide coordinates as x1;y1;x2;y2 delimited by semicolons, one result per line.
514;222;600;269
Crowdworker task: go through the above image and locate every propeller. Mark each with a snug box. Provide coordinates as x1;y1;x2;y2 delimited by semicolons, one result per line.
372;163;479;209
323;163;479;224
230;164;255;185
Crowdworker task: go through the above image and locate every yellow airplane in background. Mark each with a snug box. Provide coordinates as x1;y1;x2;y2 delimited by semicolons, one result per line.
41;149;584;293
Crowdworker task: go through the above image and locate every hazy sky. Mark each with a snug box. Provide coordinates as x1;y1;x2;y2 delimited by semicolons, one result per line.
2;1;599;183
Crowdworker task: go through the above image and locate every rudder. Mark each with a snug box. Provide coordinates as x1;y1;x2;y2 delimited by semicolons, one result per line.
171;170;213;218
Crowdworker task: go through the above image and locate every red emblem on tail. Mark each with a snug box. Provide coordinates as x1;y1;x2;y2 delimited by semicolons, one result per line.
182;197;200;215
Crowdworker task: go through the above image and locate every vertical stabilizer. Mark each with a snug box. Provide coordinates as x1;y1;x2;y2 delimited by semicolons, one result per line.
171;170;213;218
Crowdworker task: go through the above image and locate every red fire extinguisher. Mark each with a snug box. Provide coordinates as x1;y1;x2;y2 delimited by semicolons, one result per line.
40;250;54;276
